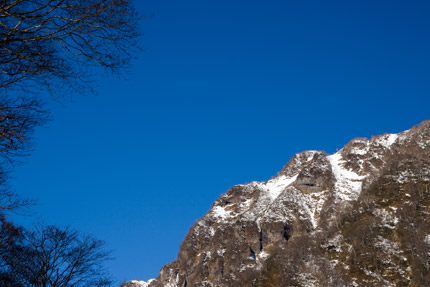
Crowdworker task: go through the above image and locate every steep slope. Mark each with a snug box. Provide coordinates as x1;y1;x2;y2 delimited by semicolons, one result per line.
123;121;430;287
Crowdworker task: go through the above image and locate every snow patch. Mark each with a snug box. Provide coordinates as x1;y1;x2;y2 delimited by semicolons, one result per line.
211;206;232;219
418;139;430;149
129;279;155;287
300;189;329;228
217;249;226;256
373;208;399;230
327;152;365;201
257;174;298;201
375;236;400;255
209;226;215;236
258;250;269;259
375;133;398;148
322;234;343;252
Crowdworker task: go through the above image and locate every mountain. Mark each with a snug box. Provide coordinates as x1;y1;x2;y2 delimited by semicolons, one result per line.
122;121;430;287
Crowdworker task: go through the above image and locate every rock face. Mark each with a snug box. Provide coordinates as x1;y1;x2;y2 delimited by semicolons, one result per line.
120;280;155;287
127;121;430;287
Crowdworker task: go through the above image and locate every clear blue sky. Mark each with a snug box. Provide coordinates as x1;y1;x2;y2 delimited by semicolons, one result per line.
9;0;430;283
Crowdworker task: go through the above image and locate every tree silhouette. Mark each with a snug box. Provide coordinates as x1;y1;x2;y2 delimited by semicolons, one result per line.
0;218;113;287
0;95;47;211
0;0;140;96
0;0;140;210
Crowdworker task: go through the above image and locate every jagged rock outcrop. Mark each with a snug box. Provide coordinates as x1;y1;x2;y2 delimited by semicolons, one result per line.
126;121;430;287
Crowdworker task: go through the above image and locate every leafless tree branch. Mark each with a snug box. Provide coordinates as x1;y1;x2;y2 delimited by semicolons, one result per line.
0;0;140;96
0;220;113;286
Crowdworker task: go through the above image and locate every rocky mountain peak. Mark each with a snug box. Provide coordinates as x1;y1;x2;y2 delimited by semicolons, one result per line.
125;121;430;287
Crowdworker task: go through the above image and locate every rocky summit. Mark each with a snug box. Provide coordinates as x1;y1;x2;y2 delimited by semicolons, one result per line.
123;121;430;287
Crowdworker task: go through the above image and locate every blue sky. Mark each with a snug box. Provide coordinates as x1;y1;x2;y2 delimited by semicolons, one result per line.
9;0;430;283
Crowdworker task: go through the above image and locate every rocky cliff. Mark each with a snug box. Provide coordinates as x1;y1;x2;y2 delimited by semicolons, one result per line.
123;121;430;287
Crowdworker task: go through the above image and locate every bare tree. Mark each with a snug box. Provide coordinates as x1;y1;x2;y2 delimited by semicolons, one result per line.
0;4;138;283
0;214;27;285
0;0;140;96
0;95;48;211
0;96;47;161
0;0;140;210
0;219;113;287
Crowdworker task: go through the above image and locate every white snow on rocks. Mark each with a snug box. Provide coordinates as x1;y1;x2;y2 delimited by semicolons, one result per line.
210;173;299;222
290;188;329;228
211;205;232;219
128;279;155;287
256;174;298;201
373;208;399;230
211;130;403;230
375;133;398;148
348;133;398;158
327;152;365;201
258;250;269;259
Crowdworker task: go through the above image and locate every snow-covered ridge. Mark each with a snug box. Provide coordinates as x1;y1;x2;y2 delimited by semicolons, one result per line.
348;133;398;157
209;131;405;228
